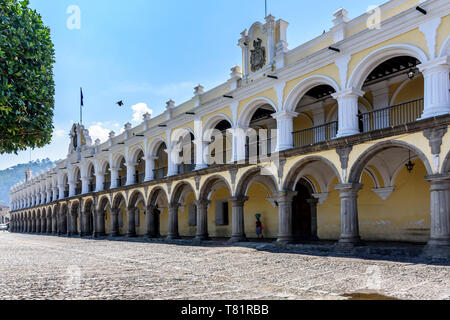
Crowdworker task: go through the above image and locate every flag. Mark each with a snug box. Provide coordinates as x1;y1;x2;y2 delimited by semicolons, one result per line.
80;88;84;107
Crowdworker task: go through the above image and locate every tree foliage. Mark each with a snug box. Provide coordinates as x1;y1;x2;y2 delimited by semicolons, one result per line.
0;0;55;154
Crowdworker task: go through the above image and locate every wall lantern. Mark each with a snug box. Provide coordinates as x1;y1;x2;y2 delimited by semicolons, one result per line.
408;69;416;79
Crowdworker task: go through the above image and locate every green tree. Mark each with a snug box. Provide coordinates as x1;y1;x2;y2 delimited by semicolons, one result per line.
0;0;55;154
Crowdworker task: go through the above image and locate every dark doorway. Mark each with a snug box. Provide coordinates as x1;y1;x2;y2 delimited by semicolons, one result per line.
292;182;313;240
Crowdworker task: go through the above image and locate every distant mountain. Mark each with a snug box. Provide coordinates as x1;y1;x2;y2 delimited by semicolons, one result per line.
0;159;56;207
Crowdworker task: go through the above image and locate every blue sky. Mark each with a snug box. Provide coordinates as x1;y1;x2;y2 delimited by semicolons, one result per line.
0;0;386;170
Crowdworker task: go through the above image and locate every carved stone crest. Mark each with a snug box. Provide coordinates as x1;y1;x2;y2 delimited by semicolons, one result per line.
250;38;266;72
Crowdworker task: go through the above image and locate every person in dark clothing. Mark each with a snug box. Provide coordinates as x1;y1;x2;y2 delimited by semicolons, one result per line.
255;214;263;239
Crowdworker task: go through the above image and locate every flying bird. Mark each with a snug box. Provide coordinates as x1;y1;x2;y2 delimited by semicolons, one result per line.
116;100;124;107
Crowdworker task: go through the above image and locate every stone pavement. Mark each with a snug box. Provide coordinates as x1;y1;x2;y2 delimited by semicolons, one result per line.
0;233;448;300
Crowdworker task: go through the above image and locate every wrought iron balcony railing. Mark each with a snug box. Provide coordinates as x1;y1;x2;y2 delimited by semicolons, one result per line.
293;121;338;148
359;98;424;132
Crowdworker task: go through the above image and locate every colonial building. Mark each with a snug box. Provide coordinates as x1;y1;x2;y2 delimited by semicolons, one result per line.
9;0;450;252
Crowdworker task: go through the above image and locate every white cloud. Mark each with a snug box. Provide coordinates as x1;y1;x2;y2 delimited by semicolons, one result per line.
131;102;153;125
88;122;113;143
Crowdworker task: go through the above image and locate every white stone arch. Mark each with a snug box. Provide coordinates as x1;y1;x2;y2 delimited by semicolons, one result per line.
439;35;450;58
96;159;110;175
348;44;429;90
128;144;145;163
148;136;168;157
171;127;195;145
69;165;82;182
202;113;234;141
284;75;341;112
111;152;126;169
237;97;278;128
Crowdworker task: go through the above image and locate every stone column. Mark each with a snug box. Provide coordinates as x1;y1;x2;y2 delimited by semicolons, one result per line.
231;128;248;162
272;111;299;151
167;146;179;177
52;211;58;235
58;185;65;200
79;211;87;236
110;208;119;237
229;196;248;243
36;216;41;233
110;168;120;189
332;88;364;138
69;211;79;236
126;206;136;237
31;216;36;233
167;203;180;239
125;163;138;186
81;177;90;194
95;173;105;192
195;200;210;241
276;191;297;243
68;181;76;197
46;213;52;234
94;209;106;237
307;198;319;240
52;188;58;203
335;183;363;245
60;211;67;235
144;157;157;182
425;174;450;246
418;56;450;119
194;139;208;171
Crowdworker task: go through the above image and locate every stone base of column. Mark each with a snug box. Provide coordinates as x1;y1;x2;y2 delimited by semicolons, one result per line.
166;234;181;240
422;244;450;259
145;234;160;239
228;235;248;243
194;234;210;241
427;237;450;247
126;232;137;238
276;235;294;244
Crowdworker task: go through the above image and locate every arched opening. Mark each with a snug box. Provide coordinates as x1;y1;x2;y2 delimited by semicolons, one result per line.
206;120;233;166
292;179;317;241
153;142;168;180
171;182;197;238
83;200;94;236
117;156;126;188
148;188;169;237
103;162;111;190
98;196;111;236
292;85;338;147
235;168;279;240
87;163;95;192
199;176;233;239
112;194;127;236
175;132;196;174
134;150;145;184
246;104;277;160
70;202;80;236
284;156;342;241
349;142;432;243
62;174;69;198
128;190;146;236
358;56;423;131
74;167;82;195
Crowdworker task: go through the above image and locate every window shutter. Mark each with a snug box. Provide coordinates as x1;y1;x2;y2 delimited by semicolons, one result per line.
188;203;197;226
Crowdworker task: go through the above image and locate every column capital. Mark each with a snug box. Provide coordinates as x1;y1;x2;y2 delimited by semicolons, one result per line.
425;173;450;184
332;88;365;100
335;183;363;194
194;200;210;208
418;56;450;73
271;110;299;120
228;196;249;205
125;162;138;167
274;191;298;203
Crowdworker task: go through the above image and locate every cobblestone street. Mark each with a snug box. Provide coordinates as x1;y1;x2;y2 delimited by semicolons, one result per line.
0;233;449;300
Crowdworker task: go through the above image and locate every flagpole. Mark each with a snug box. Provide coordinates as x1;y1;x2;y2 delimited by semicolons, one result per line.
80;87;83;125
265;0;267;17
